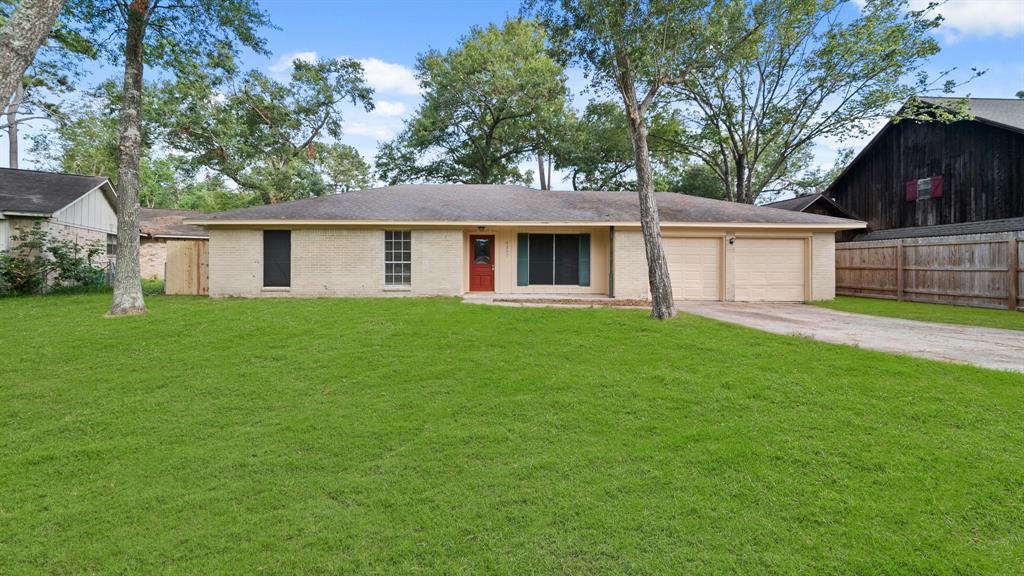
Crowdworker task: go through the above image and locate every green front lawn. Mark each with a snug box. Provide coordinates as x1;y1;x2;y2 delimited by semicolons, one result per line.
1;295;1022;574
815;296;1024;331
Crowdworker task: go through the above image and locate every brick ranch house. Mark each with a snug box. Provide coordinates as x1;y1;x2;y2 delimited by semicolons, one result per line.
188;185;864;302
0;168;118;260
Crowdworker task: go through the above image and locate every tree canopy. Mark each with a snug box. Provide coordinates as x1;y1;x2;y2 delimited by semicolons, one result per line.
375;19;569;186
661;0;973;204
163;57;374;203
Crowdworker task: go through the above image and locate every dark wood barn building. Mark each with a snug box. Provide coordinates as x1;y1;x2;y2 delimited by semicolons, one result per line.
820;97;1024;310
827;97;1024;238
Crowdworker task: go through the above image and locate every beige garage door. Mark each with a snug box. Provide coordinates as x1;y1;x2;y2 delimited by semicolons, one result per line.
665;237;722;300
735;238;806;302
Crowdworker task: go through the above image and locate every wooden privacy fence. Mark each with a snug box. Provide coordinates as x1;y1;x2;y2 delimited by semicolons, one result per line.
165;239;209;295
836;234;1022;310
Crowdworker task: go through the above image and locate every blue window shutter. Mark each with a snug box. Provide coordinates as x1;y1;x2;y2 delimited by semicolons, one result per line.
517;233;529;286
578;234;591;286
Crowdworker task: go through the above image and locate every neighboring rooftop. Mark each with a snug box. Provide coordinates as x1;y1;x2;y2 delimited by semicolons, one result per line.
140;208;209;238
0;168;112;215
762;192;856;220
189;184;863;227
920;97;1024;134
850;217;1024;242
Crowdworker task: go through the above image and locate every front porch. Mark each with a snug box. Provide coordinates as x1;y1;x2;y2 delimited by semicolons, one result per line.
462;292;648;308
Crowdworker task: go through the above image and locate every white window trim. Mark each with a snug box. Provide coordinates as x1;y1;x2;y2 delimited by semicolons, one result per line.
916;177;932;201
384;230;412;288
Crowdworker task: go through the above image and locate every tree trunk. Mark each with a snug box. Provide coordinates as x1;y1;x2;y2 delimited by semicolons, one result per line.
109;1;148;316
0;0;65;107
537;153;547;190
546;154;552;190
7;81;23;168
626;113;677;319
734;152;746;203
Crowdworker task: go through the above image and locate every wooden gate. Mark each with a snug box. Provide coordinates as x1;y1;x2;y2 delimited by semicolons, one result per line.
165;239;209;295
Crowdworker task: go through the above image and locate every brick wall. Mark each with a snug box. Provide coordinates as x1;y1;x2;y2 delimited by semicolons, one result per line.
140;238;167;280
7;216;111;264
208;229;262;297
811;232;836;301
611;230;650;299
209;227;463;298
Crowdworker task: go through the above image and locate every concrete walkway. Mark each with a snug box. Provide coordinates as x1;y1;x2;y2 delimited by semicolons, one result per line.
677;301;1024;373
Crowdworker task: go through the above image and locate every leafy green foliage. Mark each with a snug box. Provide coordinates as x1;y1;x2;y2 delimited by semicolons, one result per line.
376;19;569;185
64;0;271;70
315;142;373;192
553;101;685;191
0;221;104;294
661;0;978;204
1;295;1022;572
30;80;250;209
655;161;726;199
164;58;374;203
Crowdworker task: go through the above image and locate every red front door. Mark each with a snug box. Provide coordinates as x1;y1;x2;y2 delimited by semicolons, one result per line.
469;235;495;292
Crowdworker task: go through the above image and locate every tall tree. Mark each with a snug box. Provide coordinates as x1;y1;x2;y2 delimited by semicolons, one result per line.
315;142;373;192
664;0;972;204
375;19;569;186
1;0;97;168
163;58;373;203
553;100;684;191
530;0;719;319
68;0;271;316
0;0;65;106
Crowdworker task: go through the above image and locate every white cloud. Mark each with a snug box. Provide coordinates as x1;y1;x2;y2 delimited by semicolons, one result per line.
370;100;407;117
355;57;422;95
917;0;1024;41
343;120;395;141
268;51;318;78
854;0;1024;41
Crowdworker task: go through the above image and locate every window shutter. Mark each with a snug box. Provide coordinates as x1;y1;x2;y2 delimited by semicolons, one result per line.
930;175;943;198
578;234;591;286
517;233;529;286
905;181;917;202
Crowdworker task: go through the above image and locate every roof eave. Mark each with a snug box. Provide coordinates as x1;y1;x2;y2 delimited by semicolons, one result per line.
185;218;867;231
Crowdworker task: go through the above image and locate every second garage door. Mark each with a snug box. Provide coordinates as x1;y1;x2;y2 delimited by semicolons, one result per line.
734;238;806;302
665;237;722;300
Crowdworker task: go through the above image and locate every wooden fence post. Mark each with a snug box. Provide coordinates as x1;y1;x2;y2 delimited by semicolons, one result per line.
1009;237;1018;311
896;239;904;301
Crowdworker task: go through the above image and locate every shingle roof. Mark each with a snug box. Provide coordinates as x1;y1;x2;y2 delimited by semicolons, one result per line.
920;97;1024;134
139;208;209;238
763;193;824;212
190;184;863;228
0;168;112;215
850;217;1024;242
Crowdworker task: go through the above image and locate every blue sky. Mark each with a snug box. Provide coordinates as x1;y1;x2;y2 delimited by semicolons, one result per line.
6;0;1024;191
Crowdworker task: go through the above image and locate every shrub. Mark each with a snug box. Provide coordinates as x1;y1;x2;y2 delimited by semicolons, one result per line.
0;222;105;295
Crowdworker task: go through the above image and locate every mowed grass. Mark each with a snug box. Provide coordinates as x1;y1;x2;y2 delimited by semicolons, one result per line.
1;295;1023;575
815;295;1024;331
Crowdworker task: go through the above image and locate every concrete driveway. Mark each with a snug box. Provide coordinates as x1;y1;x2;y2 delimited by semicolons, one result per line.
677;301;1024;373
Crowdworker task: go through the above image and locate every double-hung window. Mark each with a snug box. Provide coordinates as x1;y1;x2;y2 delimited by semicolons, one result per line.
385;230;411;287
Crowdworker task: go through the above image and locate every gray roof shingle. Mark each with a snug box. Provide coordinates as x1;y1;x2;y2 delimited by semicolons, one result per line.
920;97;1024;134
0;168;112;215
763;193;824;212
850;217;1024;241
190;184;863;227
140;208;209;238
